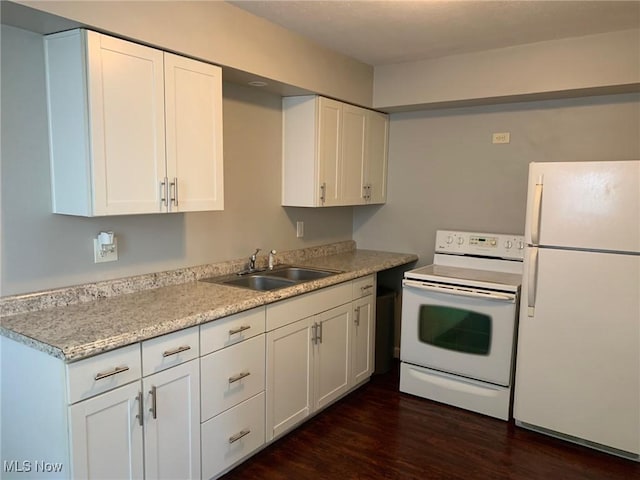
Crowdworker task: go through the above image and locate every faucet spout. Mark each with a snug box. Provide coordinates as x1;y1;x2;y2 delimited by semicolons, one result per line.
249;248;261;272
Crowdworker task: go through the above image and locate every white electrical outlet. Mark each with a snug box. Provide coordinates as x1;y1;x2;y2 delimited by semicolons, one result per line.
492;132;511;144
94;238;118;263
296;221;304;238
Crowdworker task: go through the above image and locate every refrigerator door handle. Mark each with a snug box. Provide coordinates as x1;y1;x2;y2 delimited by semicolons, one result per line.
531;175;544;245
527;247;539;317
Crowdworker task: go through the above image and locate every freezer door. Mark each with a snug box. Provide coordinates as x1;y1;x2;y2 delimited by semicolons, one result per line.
524;160;640;252
514;247;640;455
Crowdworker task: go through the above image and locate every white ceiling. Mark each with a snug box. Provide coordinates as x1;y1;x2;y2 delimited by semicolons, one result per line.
229;0;640;66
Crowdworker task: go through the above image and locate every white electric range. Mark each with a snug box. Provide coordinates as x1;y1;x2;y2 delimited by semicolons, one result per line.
400;230;524;420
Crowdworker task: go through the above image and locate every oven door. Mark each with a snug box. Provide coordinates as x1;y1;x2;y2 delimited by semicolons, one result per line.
401;279;518;386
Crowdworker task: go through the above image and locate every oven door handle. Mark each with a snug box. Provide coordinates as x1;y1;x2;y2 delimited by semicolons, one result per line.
403;279;516;303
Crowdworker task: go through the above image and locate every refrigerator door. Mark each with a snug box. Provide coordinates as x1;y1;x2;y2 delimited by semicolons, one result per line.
514;247;640;455
524;160;640;253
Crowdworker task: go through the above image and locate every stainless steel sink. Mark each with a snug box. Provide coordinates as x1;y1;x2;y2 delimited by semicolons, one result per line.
200;265;341;291
264;266;336;282
221;275;297;291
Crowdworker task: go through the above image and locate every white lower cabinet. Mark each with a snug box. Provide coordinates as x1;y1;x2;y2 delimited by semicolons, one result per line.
69;382;144;480
265;317;314;440
200;307;267;479
69;328;200;480
201;392;266;480
351;276;376;386
265;280;374;442
313;304;352;410
143;360;200;480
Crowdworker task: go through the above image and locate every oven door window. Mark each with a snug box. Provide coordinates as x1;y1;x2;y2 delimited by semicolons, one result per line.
418;305;491;355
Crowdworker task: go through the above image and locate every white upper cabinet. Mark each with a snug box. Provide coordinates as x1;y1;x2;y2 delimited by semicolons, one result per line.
282;95;389;207
45;29;223;216
164;53;224;213
364;110;389;204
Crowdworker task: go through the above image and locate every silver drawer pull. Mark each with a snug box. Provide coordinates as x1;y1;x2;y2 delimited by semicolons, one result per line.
361;284;374;292
229;325;251;336
228;429;251;444
162;345;191;357
228;371;251;384
94;365;129;381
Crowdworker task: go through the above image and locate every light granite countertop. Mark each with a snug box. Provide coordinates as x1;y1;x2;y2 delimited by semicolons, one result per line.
0;248;417;362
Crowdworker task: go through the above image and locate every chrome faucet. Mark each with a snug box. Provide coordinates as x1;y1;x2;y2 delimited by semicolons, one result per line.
248;248;260;272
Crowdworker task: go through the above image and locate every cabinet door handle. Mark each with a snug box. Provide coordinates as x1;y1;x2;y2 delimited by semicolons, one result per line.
160;177;168;207
318;322;323;344
311;323;318;345
136;391;144;426
162;345;191;357
228;429;251;444
229;325;251;336
320;182;326;204
149;386;157;419
228;371;251;384
94;365;129;381
354;306;360;326
170;177;178;207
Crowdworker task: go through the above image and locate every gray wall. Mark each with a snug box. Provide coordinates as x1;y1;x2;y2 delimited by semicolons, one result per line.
1;25;353;296
354;93;640;266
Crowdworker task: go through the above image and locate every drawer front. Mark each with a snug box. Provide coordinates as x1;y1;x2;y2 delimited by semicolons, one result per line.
142;326;199;377
352;275;376;299
201;392;265;480
201;334;266;421
67;343;141;404
200;307;265;356
266;282;352;331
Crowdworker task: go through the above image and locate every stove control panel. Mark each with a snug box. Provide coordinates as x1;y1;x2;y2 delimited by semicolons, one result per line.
435;230;525;260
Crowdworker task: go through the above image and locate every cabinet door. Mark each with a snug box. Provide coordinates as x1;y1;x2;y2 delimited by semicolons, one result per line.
364;110;389;204
314;303;351;410
340;104;367;205
86;31;166;215
352;295;375;385
69;382;143;480
143;360;200;480
318;97;342;206
164;53;224;212
266;318;313;441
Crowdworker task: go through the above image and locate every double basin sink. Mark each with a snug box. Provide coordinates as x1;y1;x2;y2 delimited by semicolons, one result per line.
201;266;341;291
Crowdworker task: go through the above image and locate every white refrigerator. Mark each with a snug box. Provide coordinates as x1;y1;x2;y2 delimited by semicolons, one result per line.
514;160;640;460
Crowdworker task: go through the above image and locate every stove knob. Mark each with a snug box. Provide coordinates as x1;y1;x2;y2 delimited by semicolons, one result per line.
518;241;525;250
446;235;454;244
490;239;497;246
505;240;513;249
457;237;465;245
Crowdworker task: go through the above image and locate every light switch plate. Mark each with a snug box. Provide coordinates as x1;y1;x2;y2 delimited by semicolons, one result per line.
296;221;304;238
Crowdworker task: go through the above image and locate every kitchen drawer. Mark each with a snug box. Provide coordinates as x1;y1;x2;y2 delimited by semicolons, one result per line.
142;326;199;376
200;307;265;356
67;343;141;404
201;392;265;480
266;282;351;331
352;275;375;299
201;334;265;421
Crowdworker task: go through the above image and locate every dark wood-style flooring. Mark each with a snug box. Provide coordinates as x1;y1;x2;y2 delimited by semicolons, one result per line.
221;361;639;480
